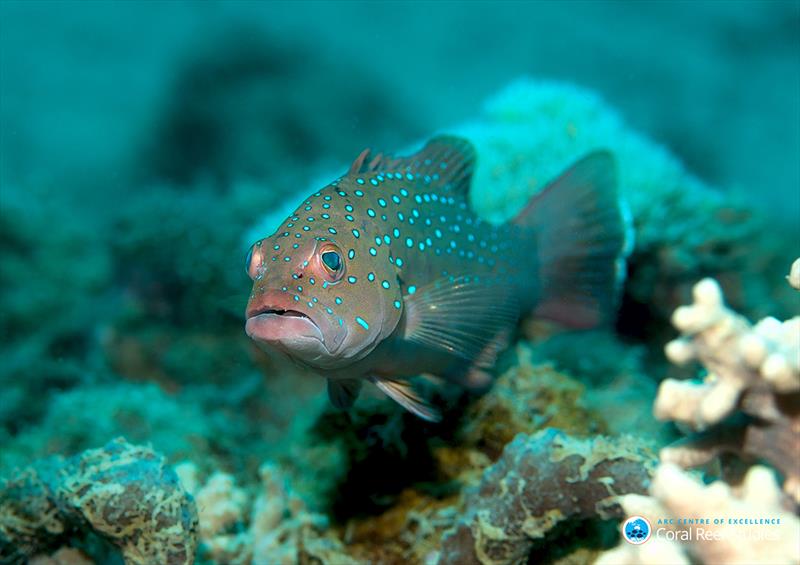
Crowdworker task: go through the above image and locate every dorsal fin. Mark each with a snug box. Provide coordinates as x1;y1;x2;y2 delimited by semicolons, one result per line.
347;135;476;196
348;148;371;175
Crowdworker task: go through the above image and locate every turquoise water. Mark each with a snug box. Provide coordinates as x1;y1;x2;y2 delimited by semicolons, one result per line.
1;2;798;564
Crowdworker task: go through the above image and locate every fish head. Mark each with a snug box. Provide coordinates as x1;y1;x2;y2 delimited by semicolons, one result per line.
245;188;403;370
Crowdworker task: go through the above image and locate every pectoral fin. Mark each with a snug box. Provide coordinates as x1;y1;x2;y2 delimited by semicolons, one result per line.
403;275;518;362
370;376;441;422
327;379;362;409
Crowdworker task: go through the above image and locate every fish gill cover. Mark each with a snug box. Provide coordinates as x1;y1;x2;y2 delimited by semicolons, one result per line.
0;2;798;565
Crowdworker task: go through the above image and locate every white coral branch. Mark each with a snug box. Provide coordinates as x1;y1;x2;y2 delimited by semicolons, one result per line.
657;277;799;430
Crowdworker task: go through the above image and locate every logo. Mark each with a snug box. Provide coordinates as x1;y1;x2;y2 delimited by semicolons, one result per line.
622;516;652;545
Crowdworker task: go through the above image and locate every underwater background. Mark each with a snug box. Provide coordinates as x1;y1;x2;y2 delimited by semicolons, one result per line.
1;1;798;564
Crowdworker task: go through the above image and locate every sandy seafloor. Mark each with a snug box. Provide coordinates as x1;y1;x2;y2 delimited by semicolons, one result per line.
0;2;798;564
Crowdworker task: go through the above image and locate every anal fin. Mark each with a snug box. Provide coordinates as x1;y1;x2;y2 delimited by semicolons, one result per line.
370;376;442;422
327;379;362;410
465;327;513;392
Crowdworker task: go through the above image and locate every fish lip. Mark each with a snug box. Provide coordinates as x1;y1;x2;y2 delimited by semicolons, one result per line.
245;293;331;355
247;305;313;320
245;311;325;346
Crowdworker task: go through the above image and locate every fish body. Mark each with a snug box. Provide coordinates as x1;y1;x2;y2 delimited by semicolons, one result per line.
245;136;629;420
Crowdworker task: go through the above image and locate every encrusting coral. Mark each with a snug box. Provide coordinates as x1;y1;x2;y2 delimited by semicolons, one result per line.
597;463;800;565
0;438;198;565
655;265;799;502
437;429;655;565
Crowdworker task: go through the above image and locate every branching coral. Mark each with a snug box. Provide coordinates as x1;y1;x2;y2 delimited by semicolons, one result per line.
788;258;800;290
0;438;198;565
597;463;800;565
437;429;655;565
655;269;799;501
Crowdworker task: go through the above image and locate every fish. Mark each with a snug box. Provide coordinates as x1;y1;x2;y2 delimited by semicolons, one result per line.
244;135;630;421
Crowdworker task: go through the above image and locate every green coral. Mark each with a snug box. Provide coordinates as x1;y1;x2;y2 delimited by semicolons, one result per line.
0;186;111;436
454;78;795;335
0;384;210;474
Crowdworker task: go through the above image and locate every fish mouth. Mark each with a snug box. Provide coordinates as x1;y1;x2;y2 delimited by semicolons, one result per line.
250;307;313;320
245;305;329;358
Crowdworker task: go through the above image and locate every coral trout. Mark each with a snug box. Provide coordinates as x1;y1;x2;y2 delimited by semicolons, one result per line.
245;136;629;420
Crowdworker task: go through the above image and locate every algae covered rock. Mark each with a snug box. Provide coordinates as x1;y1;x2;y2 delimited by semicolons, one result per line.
439;429;656;565
0;438;198;565
460;346;601;458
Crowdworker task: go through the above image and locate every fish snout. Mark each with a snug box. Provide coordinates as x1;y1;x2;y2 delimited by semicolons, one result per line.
245;289;340;363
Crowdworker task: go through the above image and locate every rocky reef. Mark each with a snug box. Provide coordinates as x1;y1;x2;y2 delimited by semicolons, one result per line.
1;78;797;564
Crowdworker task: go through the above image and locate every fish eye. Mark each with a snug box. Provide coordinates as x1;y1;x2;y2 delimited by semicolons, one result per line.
319;245;346;282
245;246;254;275
322;251;342;271
246;240;265;280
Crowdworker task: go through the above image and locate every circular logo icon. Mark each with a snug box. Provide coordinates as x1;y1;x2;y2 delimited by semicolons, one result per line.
622;516;652;545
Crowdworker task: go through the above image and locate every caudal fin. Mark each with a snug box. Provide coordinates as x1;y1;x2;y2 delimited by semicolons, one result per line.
513;151;632;329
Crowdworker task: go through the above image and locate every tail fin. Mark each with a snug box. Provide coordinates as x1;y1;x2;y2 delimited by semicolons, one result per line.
513;151;632;329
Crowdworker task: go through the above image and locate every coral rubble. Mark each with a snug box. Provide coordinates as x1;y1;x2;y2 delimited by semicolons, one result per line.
438;429;655;565
597;463;800;565
181;461;355;565
0;438;197;565
656;274;799;502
